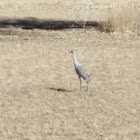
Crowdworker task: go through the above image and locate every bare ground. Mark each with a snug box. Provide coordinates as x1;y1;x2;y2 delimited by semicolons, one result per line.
0;1;140;140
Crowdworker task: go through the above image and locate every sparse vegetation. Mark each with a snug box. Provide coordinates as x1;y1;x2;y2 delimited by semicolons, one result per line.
0;1;140;140
100;7;139;33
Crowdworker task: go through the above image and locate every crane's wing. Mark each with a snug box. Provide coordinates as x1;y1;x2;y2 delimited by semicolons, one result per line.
75;64;90;82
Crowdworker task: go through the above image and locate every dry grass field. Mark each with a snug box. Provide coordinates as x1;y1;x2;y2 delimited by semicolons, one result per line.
0;0;140;140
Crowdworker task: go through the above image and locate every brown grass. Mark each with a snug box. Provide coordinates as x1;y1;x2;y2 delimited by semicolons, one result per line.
100;7;139;32
0;1;140;140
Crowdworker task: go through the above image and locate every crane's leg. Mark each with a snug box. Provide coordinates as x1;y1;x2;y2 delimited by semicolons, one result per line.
79;77;82;92
87;82;89;92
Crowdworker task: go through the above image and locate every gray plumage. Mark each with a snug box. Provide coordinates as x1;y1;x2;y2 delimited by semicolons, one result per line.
70;49;90;91
75;64;90;83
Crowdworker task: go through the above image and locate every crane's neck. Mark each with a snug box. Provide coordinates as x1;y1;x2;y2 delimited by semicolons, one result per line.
73;51;79;66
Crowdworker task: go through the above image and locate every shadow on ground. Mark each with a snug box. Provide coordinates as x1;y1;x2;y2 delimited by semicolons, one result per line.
48;87;72;92
0;17;107;31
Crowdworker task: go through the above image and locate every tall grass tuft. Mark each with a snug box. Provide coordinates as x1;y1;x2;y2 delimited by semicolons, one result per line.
101;7;139;33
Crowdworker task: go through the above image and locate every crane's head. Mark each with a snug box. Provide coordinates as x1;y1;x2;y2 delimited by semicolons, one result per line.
69;49;74;54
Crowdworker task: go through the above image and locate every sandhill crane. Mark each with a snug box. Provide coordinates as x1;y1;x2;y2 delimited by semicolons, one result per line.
69;49;90;92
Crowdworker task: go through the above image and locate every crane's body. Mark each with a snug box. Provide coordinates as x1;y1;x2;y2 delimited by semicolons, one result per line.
70;49;90;91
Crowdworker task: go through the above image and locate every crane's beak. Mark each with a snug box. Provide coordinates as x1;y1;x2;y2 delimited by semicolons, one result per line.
69;50;72;53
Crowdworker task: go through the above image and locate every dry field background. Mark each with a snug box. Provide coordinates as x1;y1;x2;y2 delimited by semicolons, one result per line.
0;0;140;140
